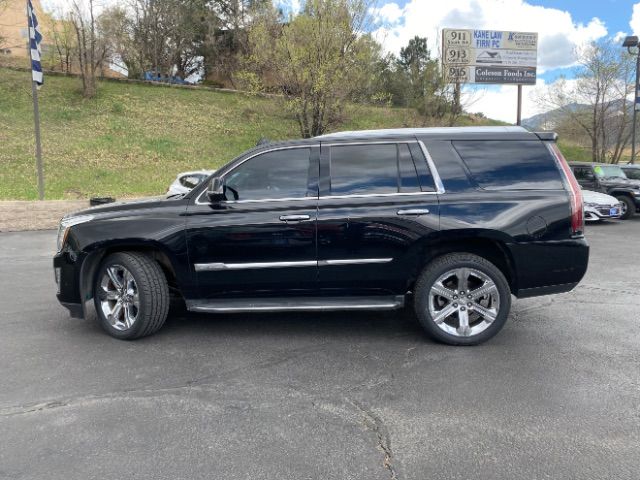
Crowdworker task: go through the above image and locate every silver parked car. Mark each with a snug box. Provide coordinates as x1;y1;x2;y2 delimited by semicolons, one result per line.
166;170;214;197
582;189;622;222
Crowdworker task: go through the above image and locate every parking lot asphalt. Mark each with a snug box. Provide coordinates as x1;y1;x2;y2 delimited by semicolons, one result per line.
0;220;639;480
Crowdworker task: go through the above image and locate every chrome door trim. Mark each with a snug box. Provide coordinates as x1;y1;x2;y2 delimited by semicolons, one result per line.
194;257;393;272
321;140;417;147
318;191;437;200
194;260;317;272
318;258;392;266
418;140;446;194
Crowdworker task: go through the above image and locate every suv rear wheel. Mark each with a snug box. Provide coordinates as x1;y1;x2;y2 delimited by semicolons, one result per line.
94;252;170;340
414;253;511;346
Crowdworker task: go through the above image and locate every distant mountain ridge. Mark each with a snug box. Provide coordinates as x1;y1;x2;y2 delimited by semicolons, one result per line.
522;100;632;131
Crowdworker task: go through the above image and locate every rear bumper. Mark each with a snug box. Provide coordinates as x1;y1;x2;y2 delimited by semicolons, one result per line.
509;238;589;299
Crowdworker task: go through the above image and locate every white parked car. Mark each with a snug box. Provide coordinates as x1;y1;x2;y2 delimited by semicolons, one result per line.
166;170;214;197
582;189;622;222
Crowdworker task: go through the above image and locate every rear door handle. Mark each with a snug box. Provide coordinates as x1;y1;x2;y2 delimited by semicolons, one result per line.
279;214;311;222
397;209;430;216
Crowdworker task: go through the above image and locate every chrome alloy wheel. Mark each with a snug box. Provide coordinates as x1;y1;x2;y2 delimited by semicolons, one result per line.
428;267;500;338
98;265;139;331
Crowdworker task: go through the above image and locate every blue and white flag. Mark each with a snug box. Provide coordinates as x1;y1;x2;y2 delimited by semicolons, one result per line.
27;0;43;85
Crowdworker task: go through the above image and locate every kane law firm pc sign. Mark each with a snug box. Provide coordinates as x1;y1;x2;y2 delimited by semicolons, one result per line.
442;29;538;85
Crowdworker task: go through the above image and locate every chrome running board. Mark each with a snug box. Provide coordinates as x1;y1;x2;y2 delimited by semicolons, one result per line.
186;296;405;313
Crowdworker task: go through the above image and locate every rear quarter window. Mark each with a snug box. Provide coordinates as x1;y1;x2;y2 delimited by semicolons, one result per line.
452;140;563;190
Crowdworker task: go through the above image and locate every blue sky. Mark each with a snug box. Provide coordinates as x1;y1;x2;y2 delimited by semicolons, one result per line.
359;0;640;121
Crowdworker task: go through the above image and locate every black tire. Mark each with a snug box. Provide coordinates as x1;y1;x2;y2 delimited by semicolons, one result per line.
414;253;511;346
93;252;169;340
615;195;635;220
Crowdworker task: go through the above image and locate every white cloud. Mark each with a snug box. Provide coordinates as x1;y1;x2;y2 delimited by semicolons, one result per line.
371;3;404;25
465;82;544;123
631;3;640;35
613;31;628;43
371;0;608;72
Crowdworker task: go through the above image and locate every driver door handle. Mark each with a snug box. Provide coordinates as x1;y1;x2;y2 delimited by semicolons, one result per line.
397;209;430;216
279;214;310;222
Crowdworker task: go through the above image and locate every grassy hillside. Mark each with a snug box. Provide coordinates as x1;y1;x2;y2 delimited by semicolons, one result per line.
0;67;503;200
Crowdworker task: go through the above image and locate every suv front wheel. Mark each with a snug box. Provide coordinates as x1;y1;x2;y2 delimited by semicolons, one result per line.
94;252;170;340
414;253;511;346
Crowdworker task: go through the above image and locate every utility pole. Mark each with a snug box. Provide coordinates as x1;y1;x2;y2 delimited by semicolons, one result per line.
623;36;640;165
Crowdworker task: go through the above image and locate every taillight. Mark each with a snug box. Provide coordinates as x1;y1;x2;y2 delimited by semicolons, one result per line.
549;143;584;236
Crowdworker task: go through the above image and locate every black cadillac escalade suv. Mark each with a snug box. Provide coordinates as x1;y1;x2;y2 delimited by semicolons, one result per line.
54;127;589;345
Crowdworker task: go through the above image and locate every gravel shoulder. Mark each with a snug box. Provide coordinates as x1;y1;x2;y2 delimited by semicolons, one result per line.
0;200;89;232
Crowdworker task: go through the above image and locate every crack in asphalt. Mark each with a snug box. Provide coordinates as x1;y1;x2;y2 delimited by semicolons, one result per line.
0;341;336;417
349;399;399;480
577;284;640;297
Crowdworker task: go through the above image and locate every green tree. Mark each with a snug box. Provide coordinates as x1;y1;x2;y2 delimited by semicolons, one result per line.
246;0;380;137
396;35;455;121
536;40;635;163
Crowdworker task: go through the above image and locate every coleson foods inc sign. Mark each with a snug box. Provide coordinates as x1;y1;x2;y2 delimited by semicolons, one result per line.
442;29;538;85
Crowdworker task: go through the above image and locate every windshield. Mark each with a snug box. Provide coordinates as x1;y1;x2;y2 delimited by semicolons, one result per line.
593;165;627;180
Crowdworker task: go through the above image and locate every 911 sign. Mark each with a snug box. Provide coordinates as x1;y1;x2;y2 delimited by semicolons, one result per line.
442;28;538;85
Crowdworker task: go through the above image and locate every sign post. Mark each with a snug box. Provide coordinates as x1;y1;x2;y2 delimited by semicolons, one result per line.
517;84;522;126
442;29;538;125
632;52;640;164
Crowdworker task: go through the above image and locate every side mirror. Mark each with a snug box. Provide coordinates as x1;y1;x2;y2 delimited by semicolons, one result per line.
584;172;595;181
206;177;225;203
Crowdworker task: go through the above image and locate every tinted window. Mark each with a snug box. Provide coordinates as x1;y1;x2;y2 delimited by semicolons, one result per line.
224;148;311;200
452;140;563;190
398;144;421;192
330;144;398;195
572;167;594;182
329;144;424;195
623;168;640;180
408;143;436;192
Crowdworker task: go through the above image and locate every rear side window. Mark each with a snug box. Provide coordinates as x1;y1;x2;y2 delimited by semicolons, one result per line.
624;168;640;180
452;140;563;190
329;144;422;195
572;167;594;181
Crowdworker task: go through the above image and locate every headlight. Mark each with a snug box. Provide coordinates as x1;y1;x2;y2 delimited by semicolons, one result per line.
56;215;94;252
584;202;599;208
